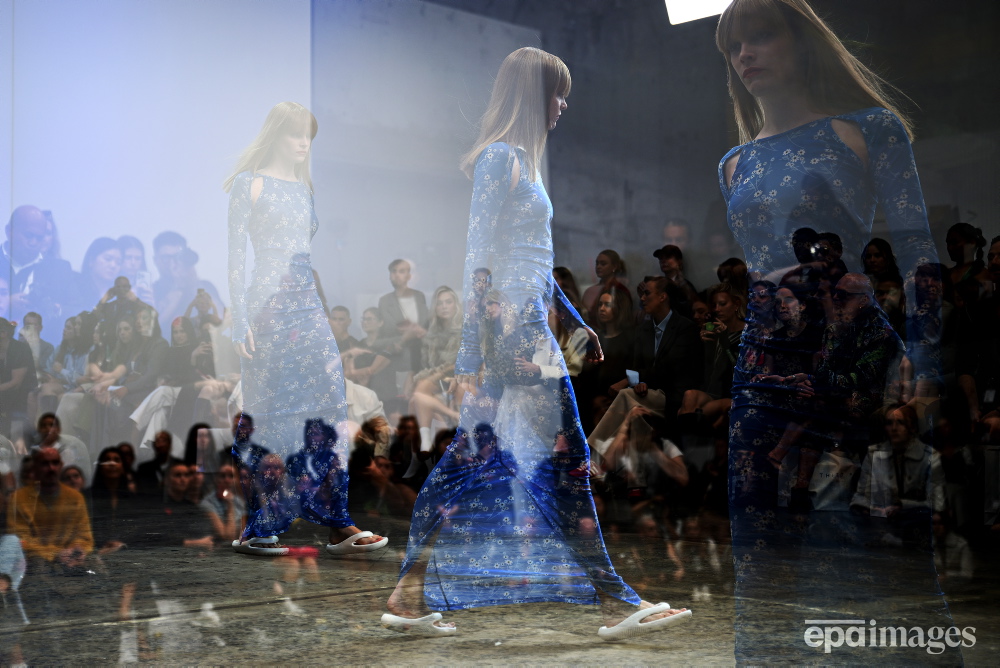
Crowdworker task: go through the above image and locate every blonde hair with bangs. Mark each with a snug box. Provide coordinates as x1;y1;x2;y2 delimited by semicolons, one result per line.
224;101;318;192
460;47;571;180
716;0;913;144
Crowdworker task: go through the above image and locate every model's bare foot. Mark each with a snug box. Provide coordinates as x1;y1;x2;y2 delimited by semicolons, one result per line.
329;525;384;546
387;575;455;629
601;598;688;628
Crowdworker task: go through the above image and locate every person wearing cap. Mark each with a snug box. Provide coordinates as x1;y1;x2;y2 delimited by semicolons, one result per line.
653;244;700;318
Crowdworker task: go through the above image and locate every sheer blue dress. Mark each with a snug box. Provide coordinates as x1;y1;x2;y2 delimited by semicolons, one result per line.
398;143;641;610
719;109;958;663
228;172;354;540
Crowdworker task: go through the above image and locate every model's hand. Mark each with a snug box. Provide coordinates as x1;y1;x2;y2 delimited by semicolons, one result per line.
235;328;255;360
455;373;479;397
584;328;604;363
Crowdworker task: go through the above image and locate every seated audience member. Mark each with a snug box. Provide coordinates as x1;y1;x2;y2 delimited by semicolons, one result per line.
343;307;398;408
37;315;90;414
184;422;222;493
945;222;992;299
347;441;416;518
581;281;635;402
329;306;360;353
654;244;699;316
79;238;123;315
409;287;463;440
117;234;155;305
18;311;55;387
582;249;627;320
678;284;746;434
7;447;93;571
94;276;149;326
344;378;387;434
145;460;213;548
201;463;245;544
117;441;138;492
59;465;86;493
135;430;179;497
588;277;703;455
388;415;427;491
715;257;749;297
377;258;428;376
1;206;77;334
183;287;223;334
552;267;586;320
956;235;1000;443
151;231;224;337
862;237;904;286
90;446;138;555
0;317;36;438
33;413;92;488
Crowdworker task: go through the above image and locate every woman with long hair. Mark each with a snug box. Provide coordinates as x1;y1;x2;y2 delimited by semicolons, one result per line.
716;0;952;662
382;47;689;639
80;238;123;310
581;250;627;322
945;222;991;299
409;286;464;438
225;101;385;556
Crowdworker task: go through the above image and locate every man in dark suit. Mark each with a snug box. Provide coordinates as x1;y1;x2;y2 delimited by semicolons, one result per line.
377;259;429;371
588;276;702;458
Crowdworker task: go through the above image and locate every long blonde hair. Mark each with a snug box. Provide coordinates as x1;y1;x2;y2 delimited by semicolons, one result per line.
716;0;913;144
224;102;318;192
460;47;571;180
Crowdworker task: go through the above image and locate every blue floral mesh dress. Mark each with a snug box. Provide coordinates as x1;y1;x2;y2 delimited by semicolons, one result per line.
719;109;957;663
228;173;353;539
398;143;641;610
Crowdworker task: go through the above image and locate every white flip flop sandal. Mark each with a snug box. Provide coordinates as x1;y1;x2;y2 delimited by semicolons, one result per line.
597;602;692;641
232;536;289;556
325;530;388;556
381;612;456;636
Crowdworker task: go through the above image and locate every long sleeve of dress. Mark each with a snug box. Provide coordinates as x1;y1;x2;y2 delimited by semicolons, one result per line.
855;108;940;381
228;173;253;344
455;143;515;376
552;281;587;335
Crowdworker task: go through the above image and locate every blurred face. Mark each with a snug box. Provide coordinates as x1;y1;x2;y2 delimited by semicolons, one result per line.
727;18;800;98
60;467;84;491
691;300;710;326
751;285;772;309
261;455;284;482
885;409;913;446
63;317;77;340
136;309;154;337
640;284;667;315
397;419;418;442
945;231;975;265
863;244;888;274
154;244;183;278
233;414;254;441
117;320;134;344
389;262;411;289
35;449;62;485
658;255;681;276
435;292;457;321
122;247;144;276
196;427;212;451
153;431;172;457
596;293;616;325
548;92;567;131
100;451;123;478
473;270;490;295
832;281;870;321
775;288;804;323
165;465;191;498
275;122;311;166
987;240;1000;283
23;314;41;333
172;323;189;346
8;214;47;265
713;292;738;323
875;280;903;311
93;248;122;283
38;415;59;441
375;456;393;478
594;254;615;280
361;310;381;335
485;298;501;320
216;465;236;492
119;444;135;468
662;223;689;250
329;309;350;338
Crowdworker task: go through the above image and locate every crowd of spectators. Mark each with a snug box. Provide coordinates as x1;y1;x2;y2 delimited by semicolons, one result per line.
1;203;999;659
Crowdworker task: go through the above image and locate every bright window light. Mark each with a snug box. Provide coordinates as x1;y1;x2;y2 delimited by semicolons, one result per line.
665;0;734;25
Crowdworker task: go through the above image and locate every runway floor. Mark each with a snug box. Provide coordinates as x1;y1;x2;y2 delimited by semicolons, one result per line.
2;516;997;665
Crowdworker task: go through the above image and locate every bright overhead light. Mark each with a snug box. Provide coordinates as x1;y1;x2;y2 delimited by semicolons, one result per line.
665;0;734;25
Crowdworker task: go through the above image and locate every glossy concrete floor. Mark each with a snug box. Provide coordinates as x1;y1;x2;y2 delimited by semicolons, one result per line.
3;517;998;666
